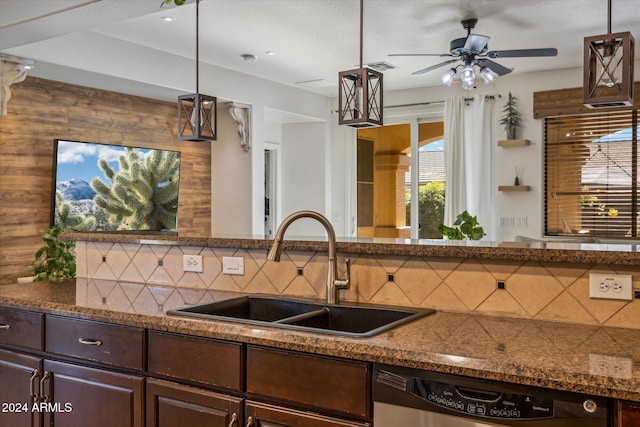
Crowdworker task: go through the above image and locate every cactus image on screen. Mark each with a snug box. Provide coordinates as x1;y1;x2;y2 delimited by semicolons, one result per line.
53;191;97;231
90;147;180;230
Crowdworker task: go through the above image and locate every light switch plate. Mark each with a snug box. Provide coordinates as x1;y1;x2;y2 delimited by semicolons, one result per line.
222;256;244;275
589;273;632;301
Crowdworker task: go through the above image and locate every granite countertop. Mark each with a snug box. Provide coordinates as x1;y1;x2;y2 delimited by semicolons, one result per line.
61;232;640;265
1;281;639;401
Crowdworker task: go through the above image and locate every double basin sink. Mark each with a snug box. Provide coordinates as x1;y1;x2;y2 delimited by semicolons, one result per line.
168;295;435;337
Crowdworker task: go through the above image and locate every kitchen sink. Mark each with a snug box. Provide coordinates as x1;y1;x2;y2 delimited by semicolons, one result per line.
167;295;435;337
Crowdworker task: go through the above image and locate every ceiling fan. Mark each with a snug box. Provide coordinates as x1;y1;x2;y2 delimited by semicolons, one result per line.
389;18;558;89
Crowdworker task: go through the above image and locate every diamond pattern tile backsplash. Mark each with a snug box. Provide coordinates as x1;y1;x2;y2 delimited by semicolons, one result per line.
75;241;640;329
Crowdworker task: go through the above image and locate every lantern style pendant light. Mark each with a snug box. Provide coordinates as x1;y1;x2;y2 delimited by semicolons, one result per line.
178;0;217;140
583;0;634;108
338;0;383;128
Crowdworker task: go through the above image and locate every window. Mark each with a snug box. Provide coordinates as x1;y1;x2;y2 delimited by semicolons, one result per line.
545;110;638;239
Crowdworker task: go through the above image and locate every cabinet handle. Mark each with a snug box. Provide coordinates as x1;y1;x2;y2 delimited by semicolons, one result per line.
0;323;10;329
245;416;253;427
228;413;237;427
29;369;40;402
39;371;51;403
78;337;102;346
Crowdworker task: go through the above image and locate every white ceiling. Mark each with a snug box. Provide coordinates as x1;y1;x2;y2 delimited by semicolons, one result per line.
1;0;638;99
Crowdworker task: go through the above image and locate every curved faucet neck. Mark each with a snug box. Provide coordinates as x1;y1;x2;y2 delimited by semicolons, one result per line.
267;210;348;304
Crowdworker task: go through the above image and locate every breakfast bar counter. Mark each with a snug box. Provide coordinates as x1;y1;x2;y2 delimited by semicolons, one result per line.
1;280;638;402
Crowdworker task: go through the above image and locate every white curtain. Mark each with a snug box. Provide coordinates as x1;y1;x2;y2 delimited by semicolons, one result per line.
444;97;466;228
444;96;494;239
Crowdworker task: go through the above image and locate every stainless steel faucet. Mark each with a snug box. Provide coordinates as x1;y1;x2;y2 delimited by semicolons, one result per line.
267;210;350;304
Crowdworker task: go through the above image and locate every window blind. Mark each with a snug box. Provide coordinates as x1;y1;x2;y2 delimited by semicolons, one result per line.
545;110;638;239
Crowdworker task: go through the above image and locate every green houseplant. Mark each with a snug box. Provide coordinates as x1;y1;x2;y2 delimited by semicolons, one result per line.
499;91;522;140
438;210;485;240
30;226;76;282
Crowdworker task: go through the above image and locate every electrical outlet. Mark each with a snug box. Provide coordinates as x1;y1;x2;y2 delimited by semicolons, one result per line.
183;255;203;273
589;273;632;301
589;354;632;379
222;256;244;275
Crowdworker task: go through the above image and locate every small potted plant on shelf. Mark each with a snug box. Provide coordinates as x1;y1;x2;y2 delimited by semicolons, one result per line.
499;91;522;140
30;226;76;282
438;211;485;240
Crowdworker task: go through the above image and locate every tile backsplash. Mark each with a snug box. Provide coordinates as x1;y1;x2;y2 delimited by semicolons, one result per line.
75;241;640;329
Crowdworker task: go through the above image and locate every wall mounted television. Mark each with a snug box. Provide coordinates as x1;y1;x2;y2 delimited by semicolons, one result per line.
51;139;181;234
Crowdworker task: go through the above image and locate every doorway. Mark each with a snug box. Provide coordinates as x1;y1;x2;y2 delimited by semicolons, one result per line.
264;148;277;237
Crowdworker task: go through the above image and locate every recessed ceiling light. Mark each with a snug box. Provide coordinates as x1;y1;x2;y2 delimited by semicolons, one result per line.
161;16;175;22
241;54;258;62
265;51;276;56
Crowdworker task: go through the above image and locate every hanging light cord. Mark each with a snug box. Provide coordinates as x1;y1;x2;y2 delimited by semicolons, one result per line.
358;0;363;68
195;0;200;96
607;0;611;34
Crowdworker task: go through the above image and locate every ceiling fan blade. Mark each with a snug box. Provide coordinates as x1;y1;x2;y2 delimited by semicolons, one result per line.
476;59;512;76
389;53;453;57
412;59;459;75
464;34;490;53
486;48;558;58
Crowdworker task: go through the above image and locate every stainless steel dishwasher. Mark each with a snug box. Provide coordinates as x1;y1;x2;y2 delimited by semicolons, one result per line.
373;364;611;427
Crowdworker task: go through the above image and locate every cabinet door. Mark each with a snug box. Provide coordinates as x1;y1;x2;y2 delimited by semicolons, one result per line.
147;378;243;427
0;348;42;427
41;359;144;427
245;401;371;427
618;400;640;427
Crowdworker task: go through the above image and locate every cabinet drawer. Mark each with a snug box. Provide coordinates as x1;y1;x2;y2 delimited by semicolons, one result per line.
247;346;371;418
246;400;371;427
148;331;243;392
45;315;145;370
0;308;43;350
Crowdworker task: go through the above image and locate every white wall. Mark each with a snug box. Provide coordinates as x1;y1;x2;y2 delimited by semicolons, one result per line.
211;102;252;236
279;121;327;237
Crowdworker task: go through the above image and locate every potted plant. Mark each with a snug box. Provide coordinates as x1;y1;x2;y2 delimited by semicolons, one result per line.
499;91;522;140
438;211;485;240
161;0;186;5
30;226;76;282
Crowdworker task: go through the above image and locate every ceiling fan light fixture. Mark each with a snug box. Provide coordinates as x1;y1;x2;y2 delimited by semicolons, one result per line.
480;66;498;84
441;68;457;86
459;64;476;85
461;80;475;91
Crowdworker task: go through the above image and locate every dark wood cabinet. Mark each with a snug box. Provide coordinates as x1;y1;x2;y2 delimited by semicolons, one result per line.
41;359;144;427
146;378;243;427
148;331;243;392
0;307;43;350
618;400;640;427
247;346;371;420
0;348;42;427
45;315;145;370
245;401;370;427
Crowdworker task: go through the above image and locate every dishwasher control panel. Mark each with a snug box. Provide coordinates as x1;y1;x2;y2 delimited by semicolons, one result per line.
414;378;554;419
374;365;610;426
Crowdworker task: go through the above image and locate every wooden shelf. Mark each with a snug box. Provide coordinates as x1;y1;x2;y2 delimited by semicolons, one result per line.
497;139;530;147
498;185;531;192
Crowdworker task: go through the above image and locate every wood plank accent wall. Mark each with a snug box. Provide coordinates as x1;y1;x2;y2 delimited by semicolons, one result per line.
533;81;640;118
0;77;211;285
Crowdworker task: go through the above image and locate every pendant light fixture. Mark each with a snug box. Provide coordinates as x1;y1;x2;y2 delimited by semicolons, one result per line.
178;0;217;140
338;0;383;128
583;0;634;108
